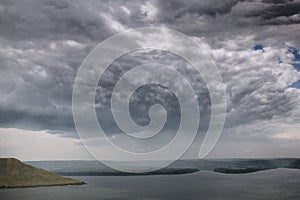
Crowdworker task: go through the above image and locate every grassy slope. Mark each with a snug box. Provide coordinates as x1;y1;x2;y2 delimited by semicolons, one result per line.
0;158;84;188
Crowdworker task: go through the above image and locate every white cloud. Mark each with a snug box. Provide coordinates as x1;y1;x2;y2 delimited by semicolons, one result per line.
121;6;131;15
100;13;127;32
0;128;92;160
272;132;300;140
141;2;158;21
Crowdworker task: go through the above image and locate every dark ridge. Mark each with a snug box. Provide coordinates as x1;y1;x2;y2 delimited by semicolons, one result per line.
213;167;274;174
56;168;199;176
287;159;300;169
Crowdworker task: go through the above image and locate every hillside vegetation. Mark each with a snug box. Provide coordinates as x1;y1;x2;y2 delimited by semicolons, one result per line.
0;158;85;188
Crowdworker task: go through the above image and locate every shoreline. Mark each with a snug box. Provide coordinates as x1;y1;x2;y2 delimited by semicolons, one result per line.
0;181;86;189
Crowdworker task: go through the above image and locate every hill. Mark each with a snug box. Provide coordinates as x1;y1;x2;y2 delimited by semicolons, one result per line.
0;158;85;188
287;159;300;169
213;167;271;174
26;158;299;175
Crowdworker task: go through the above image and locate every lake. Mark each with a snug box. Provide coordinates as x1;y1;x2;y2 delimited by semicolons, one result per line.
1;168;299;200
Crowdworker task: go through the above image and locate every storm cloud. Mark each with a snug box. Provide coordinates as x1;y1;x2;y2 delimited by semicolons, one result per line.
0;0;300;158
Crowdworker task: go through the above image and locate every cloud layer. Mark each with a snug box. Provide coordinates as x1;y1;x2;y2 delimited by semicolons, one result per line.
0;0;300;158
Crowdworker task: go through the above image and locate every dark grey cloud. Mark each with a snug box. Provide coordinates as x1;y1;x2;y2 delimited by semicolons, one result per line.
262;0;293;3
95;50;211;140
149;0;300;47
154;0;241;22
0;0;115;42
246;0;300;25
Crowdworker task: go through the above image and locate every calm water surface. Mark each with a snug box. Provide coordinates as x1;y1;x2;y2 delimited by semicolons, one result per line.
1;169;300;200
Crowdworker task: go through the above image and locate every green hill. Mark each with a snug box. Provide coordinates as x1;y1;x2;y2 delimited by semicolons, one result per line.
0;158;85;188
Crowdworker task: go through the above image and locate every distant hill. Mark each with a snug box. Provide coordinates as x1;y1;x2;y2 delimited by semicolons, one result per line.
25;158;300;175
57;168;199;176
0;158;85;188
287;159;300;169
213;167;271;174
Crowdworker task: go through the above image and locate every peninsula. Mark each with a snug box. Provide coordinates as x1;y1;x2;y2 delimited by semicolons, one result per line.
0;158;85;188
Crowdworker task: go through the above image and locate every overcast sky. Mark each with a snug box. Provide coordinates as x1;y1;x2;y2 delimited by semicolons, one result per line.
0;0;300;160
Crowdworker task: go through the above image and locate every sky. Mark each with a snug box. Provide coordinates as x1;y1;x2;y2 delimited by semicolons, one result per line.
0;0;300;161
